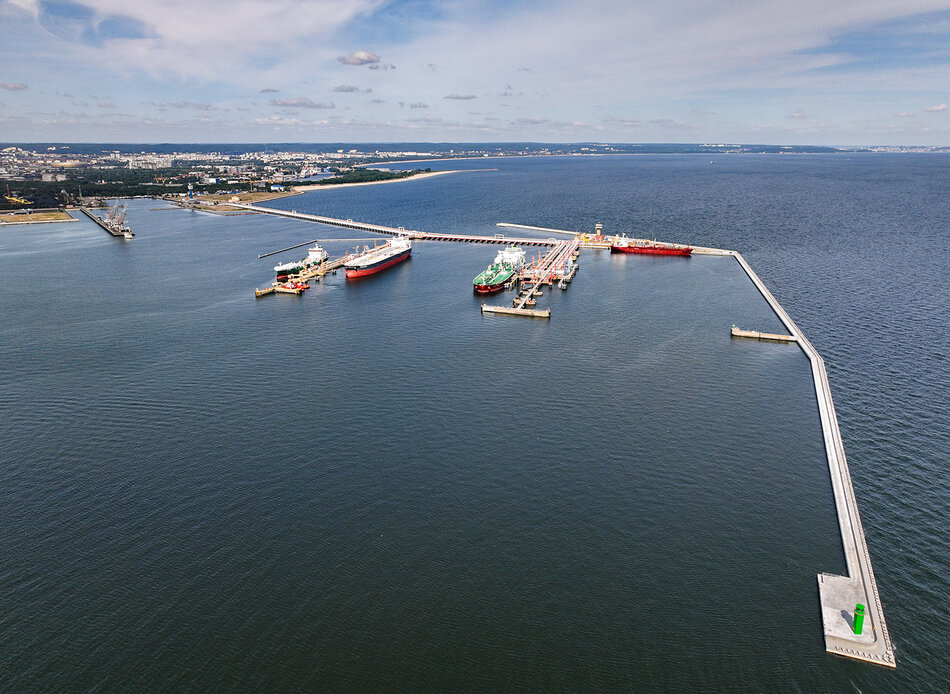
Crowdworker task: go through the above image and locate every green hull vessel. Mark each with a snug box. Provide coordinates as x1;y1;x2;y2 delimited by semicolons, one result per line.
473;263;516;293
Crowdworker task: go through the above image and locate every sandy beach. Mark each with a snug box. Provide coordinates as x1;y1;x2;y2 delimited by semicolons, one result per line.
292;169;474;191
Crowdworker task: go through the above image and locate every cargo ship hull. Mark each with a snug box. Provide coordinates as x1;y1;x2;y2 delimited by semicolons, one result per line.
473;267;515;293
474;280;509;293
610;243;691;256
473;245;524;293
344;246;411;278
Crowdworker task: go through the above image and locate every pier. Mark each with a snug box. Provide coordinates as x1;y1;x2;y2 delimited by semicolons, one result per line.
254;283;308;297
730;325;797;343
254;253;349;297
520;238;580;285
238;197;893;660
290;254;348;282
480;304;550;318
230;203;422;237
418;232;555;246
80;206;132;238
233;204;561;246
731;251;895;668
496;222;579;236
241;204;581;308
227;205;738;257
479;239;580;318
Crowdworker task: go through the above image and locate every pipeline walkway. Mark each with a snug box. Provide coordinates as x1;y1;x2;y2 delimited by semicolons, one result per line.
520;238;579;285
231;203;420;237
496;222;579;236
233;204;560;246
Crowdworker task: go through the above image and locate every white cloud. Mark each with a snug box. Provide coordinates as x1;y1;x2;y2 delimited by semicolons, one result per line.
252;114;332;127
406;115;457;125
649;118;697;130
338;50;381;66
168;101;217;111
9;0;386;80
6;0;950;143
606;117;640;127
925;103;948;112
379;0;950;113
1;82;28;90
270;97;335;109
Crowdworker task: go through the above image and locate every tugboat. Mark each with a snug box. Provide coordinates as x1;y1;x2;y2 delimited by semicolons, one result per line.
473;245;526;293
610;235;691;256
274;244;329;280
343;237;412;278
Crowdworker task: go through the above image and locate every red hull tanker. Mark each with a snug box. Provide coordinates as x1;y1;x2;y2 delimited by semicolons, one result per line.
344;237;412;278
610;237;691;256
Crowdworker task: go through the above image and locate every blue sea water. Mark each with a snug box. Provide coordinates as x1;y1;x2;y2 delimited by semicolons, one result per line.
0;154;947;692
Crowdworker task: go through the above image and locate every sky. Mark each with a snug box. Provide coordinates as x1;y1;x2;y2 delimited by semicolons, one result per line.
3;0;950;145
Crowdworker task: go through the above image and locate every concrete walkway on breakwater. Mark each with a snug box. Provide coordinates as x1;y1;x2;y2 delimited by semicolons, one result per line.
731;251;895;668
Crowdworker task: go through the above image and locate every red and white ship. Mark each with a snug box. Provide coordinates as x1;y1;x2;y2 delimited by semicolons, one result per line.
344;237;412;278
610;235;691;256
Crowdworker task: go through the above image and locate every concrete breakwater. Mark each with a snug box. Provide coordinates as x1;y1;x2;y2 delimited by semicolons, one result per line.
732;251;895;668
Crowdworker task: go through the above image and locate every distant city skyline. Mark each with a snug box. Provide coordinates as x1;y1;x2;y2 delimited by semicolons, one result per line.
3;0;950;145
